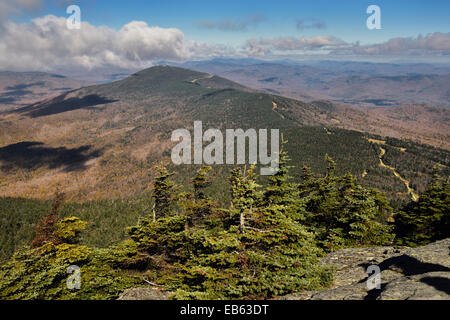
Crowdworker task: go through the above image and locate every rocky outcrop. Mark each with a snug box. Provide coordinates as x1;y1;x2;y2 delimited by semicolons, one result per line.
118;287;170;300
280;238;450;300
117;239;449;300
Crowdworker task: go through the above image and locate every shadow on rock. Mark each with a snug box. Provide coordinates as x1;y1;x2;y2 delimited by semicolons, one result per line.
360;254;450;299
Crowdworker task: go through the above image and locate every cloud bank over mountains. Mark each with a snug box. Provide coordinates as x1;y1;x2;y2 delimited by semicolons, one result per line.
0;15;228;72
0;12;449;73
335;32;450;56
243;35;347;56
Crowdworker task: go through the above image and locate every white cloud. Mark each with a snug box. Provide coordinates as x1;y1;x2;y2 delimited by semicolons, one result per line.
334;32;450;56
0;15;228;72
243;36;347;56
0;12;447;72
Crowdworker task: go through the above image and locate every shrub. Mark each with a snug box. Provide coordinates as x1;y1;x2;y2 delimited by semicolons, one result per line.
0;217;139;300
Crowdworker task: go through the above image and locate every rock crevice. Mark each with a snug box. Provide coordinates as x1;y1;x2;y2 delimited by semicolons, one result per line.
280;238;450;300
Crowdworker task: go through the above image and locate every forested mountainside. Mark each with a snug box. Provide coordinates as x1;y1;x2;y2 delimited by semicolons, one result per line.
1;148;448;299
1;66;447;202
0;66;448;300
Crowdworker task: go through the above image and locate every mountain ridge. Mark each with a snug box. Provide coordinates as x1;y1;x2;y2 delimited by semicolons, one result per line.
0;65;448;202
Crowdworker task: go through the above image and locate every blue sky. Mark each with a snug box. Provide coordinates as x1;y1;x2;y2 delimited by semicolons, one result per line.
26;0;450;46
1;0;449;72
14;0;450;45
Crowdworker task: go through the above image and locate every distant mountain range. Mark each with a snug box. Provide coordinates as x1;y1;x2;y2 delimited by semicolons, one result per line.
172;59;450;149
177;59;450;108
0;66;448;202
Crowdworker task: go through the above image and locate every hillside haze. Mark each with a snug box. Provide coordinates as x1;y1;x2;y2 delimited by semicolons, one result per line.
0;66;448;203
177;60;450;149
180;59;450;108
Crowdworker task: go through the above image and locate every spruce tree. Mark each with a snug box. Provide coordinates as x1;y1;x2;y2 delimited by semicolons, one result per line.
300;155;394;249
264;141;299;207
151;162;177;219
236;148;330;297
128;162;191;264
181;166;218;228
395;168;449;246
227;165;262;232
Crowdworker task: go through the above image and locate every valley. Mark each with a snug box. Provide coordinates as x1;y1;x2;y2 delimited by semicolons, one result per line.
1;0;449;303
0;66;447;204
0;72;89;111
181;59;450;108
179;59;450;150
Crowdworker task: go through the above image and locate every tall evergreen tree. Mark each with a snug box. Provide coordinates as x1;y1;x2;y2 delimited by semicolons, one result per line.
169;153;332;299
300;155;394;250
395;168;449;246
227;165;262;232
151;162;177;220
181;166;218;228
264;142;298;206
235;149;329;297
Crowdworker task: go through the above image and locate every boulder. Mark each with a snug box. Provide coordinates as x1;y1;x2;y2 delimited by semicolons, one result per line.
279;238;450;300
117;287;170;300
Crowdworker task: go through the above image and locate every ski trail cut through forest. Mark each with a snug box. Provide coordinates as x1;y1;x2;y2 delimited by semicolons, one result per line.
272;101;285;119
190;74;214;84
378;146;419;202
